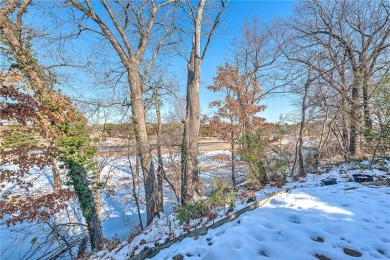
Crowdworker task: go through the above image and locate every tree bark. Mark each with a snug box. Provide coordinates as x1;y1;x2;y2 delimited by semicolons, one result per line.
182;57;201;204
231;141;236;190
349;80;361;156
298;78;310;176
68;161;103;249
128;68;157;225
181;0;205;205
154;89;164;213
341;94;350;161
0;1;49;97
362;77;373;130
51;159;62;191
129;146;144;231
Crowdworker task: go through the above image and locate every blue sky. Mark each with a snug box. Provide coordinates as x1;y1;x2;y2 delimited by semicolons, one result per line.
19;1;298;124
193;0;297;122
51;0;298;123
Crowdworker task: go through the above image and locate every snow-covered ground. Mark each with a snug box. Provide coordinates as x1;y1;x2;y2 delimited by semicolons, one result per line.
95;158;390;260
0;150;236;259
153;184;390;259
1;152;390;260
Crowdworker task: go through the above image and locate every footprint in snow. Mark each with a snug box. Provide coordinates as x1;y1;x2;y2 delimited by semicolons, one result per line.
263;222;275;229
377;248;389;257
214;230;225;236
311;236;325;243
340;237;353;243
314;253;331;260
259;249;269;257
362;218;374;223
288;215;301;224
251;232;264;242
269;198;285;206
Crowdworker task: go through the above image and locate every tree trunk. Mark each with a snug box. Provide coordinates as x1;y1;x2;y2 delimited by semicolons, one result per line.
1;2;105;249
93;156;102;216
77;236;89;258
128;67;157;226
0;9;49;97
68;161;103;250
51;159;62;191
362;74;373;145
349;82;361;156
181;1;205;205
231;141;236;190
316;109;328;164
129;147;144;231
298;79;309;176
362;82;372;131
155;89;164;213
182;55;201;204
341;94;350;161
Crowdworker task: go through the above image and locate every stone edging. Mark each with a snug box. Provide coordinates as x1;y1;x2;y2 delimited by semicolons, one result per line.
129;189;287;260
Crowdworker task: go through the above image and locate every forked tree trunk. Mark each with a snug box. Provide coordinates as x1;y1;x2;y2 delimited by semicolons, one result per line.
291;75;310;177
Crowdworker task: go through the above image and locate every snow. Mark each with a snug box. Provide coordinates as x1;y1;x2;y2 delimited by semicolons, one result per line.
1;152;390;260
92;158;390;260
152;184;390;259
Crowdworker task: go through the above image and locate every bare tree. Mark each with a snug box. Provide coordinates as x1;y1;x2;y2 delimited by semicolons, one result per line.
68;0;178;225
180;0;228;205
232;14;282;90
285;0;390;156
143;68;181;212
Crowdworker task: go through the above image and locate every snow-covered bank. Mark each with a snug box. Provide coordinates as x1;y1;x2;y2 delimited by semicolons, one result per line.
152;184;390;259
1;153;389;260
92;158;390;260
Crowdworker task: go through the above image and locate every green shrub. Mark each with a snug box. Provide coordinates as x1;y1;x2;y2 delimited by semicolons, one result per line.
239;132;268;185
175;178;235;224
176;201;208;224
208;178;235;210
